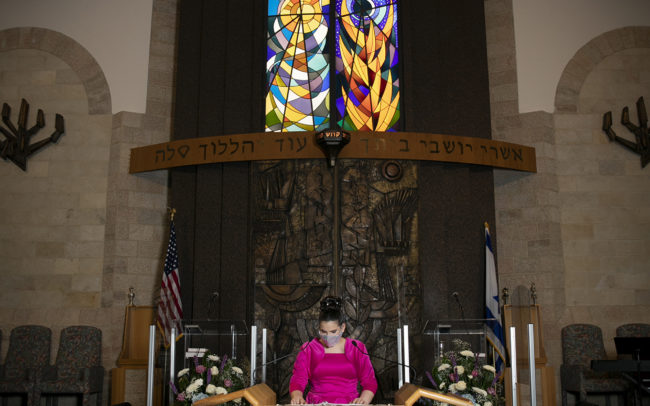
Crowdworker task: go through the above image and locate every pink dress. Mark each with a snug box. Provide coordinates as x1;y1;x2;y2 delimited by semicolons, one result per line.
289;338;377;404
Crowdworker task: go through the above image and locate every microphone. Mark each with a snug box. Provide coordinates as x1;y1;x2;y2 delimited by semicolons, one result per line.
452;292;471;336
252;338;316;380
351;340;417;382
207;291;219;318
452;291;466;321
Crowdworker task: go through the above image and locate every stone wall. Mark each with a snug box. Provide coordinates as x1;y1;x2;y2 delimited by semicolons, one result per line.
485;0;650;402
0;1;176;405
0;35;113;366
556;34;650;354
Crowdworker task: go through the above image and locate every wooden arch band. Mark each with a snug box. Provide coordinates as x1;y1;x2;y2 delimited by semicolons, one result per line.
129;131;536;174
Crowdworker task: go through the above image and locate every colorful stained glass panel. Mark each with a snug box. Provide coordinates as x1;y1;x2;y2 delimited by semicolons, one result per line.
335;0;400;131
266;0;331;132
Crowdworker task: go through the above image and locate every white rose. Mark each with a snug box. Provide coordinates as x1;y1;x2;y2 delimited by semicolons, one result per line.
455;365;465;375
438;363;451;371
472;387;487;396
484;402;493;406
234;398;242;403
211;366;219;376
186;382;200;394
177;368;190;377
483;365;496;373
460;350;474;358
232;366;243;375
439;382;445;390
215;387;228;395
449;383;457;393
205;384;217;395
208;355;220;362
186;378;203;393
456;381;467;391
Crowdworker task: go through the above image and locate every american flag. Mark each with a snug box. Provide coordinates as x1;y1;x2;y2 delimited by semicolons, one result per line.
157;220;183;347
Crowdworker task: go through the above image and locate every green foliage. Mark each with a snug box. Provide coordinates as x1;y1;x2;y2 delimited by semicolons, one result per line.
427;341;504;406
170;351;250;406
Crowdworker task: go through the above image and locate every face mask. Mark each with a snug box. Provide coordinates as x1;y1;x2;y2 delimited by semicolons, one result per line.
320;331;342;347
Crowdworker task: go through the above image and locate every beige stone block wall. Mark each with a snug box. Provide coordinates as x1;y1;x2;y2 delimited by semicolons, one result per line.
0;47;113;365
486;1;650;402
485;1;566;380
0;1;176;404
557;47;650;357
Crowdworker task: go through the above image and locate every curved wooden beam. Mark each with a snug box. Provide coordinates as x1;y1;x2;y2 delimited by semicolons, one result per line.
129;131;536;174
193;383;276;406
395;383;474;406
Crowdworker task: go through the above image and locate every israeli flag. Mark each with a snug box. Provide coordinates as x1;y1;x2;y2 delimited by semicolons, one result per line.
485;222;506;372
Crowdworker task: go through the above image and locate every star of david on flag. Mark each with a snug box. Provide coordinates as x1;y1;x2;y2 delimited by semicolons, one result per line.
485;222;506;373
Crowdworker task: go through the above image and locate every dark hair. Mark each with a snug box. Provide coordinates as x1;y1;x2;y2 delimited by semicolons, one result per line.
319;296;345;324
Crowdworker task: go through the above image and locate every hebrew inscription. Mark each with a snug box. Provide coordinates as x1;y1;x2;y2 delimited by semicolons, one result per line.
130;131;537;173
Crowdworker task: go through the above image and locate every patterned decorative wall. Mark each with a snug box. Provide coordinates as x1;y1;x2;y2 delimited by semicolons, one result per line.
253;159;420;401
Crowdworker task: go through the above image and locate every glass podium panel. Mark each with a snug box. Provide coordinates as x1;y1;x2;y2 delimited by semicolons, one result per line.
176;319;248;367
423;319;496;362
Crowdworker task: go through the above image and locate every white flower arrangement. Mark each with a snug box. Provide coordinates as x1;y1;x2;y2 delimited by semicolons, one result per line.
472;387;488;396
427;342;503;406
170;351;248;406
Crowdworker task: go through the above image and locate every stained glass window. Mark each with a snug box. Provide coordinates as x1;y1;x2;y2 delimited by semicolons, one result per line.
336;0;400;131
266;0;331;132
266;0;400;132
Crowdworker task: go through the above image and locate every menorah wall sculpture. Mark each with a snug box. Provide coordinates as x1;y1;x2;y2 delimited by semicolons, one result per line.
603;96;649;168
0;99;65;171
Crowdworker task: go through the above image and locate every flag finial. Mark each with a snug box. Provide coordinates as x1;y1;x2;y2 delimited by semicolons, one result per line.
484;221;489;230
169;207;176;221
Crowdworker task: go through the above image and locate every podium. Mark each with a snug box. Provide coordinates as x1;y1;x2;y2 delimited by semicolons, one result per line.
111;305;159;406
193;383;276;406
503;304;555;406
177;319;248;367
395;383;473;406
423;319;498;362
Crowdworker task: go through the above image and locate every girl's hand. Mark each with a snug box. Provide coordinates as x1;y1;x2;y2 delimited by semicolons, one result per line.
290;391;306;405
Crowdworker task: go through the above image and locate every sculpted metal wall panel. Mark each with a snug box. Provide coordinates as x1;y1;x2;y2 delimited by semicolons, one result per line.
253;159;420;401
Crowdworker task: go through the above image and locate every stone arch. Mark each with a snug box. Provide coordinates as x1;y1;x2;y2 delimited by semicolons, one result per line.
555;26;650;113
0;27;111;114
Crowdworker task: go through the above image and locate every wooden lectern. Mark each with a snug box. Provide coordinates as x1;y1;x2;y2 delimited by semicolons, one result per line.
395;383;474;406
111;305;158;405
193;383;276;406
503;304;556;406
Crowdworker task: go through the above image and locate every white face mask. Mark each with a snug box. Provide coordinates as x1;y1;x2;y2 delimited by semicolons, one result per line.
320;331;343;347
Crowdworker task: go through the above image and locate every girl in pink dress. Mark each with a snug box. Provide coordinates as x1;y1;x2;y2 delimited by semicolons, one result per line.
289;296;378;405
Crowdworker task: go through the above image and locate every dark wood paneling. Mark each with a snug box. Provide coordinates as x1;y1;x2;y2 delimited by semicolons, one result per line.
172;0;496;363
172;0;202;319
172;0;264;328
401;0;495;322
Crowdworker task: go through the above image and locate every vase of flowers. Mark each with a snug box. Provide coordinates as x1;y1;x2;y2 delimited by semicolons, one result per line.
426;340;504;406
170;352;249;406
